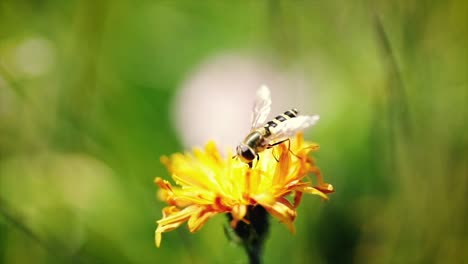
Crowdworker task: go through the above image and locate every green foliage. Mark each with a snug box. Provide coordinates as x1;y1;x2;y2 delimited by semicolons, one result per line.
0;0;467;263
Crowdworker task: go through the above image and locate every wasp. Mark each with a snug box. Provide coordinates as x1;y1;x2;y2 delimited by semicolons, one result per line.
236;85;320;167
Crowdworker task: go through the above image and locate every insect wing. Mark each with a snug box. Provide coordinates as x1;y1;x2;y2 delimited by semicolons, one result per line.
269;115;320;141
251;85;272;129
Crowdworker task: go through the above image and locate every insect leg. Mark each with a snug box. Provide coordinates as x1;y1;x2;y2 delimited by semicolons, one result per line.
271;148;279;162
267;139;288;162
283;138;301;158
267;138;289;148
286;140;302;159
268;138;300;159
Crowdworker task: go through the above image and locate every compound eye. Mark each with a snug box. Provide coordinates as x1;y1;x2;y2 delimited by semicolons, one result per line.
241;147;256;161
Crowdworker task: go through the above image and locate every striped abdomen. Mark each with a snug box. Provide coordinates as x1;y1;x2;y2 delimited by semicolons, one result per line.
264;108;298;135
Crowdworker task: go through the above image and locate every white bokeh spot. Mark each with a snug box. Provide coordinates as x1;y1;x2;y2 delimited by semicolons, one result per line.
172;53;319;152
14;37;56;77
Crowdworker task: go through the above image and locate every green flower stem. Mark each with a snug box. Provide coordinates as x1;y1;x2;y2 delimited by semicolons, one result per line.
227;206;270;264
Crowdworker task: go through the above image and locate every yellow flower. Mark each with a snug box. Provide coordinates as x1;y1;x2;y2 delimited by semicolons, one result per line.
154;133;333;247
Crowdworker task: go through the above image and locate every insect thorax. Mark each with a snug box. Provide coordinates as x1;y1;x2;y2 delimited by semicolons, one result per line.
244;129;269;152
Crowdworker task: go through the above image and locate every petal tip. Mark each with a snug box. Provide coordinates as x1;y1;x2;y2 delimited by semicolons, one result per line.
155;231;162;248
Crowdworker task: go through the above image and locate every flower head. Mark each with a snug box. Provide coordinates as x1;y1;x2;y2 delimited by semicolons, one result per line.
154;133;333;247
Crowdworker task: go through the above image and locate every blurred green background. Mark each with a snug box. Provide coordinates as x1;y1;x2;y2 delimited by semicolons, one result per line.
0;1;467;263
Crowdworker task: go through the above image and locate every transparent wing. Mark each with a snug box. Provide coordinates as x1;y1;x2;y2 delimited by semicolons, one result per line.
268;115;320;142
251;85;272;129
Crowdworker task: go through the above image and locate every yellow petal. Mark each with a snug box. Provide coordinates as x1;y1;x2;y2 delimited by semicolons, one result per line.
155;205;200;247
255;195;297;233
231;204;247;221
154;133;333;247
294;186;329;200
273;144;291;185
155;230;162;247
188;209;217;232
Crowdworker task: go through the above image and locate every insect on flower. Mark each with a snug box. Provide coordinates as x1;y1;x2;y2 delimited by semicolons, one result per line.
236;85;320;167
154;85;334;249
154;133;334;248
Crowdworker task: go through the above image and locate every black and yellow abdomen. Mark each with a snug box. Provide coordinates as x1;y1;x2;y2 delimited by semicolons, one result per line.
264;108;298;132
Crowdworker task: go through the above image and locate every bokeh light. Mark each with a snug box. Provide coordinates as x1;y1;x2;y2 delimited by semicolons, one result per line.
0;1;466;264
